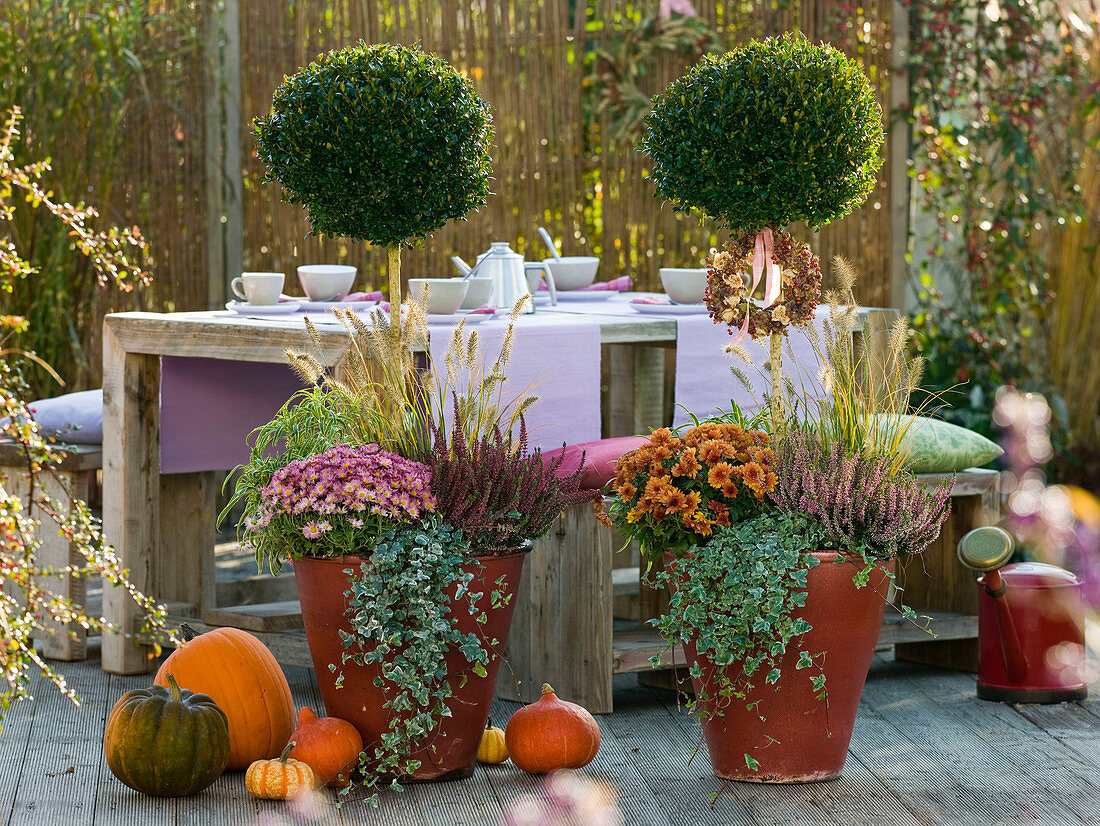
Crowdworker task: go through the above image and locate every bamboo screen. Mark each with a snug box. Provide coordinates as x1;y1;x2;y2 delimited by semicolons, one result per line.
236;0;899;306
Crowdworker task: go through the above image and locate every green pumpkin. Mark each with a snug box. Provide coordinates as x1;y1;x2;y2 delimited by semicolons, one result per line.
103;673;230;797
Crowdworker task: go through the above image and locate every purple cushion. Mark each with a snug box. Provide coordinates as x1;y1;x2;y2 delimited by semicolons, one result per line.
542;436;648;490
4;389;103;444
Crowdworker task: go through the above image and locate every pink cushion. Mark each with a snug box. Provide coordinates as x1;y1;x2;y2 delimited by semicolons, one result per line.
542;436;648;490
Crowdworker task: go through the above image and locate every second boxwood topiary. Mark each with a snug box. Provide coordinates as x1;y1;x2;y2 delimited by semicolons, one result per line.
640;32;884;234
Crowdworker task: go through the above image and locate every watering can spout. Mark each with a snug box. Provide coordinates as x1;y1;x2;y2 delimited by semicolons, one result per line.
958;527;1029;684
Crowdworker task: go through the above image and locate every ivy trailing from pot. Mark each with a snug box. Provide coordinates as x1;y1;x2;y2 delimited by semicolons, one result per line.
640;33;884;435
338;520;500;789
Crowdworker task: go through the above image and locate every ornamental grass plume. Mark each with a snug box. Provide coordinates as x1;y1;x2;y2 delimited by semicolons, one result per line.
600;422;777;560
771;429;953;560
242;443;435;574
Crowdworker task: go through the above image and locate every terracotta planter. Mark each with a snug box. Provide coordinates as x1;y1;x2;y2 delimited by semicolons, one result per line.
667;551;893;783
293;550;526;781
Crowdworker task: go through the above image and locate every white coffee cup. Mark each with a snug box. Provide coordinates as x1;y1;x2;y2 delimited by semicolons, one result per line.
297;264;356;302
231;272;284;305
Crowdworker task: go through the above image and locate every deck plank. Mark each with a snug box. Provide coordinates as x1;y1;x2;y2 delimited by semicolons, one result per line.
1;651;1098;825
0;684;36;825
6;657;111;826
612;678;927;826
857;657;1099;825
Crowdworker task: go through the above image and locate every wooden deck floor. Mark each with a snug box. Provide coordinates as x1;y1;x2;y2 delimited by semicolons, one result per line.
1;648;1097;826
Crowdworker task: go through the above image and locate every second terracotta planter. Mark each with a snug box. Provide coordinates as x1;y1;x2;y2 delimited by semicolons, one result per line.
669;551;892;783
294;550;526;781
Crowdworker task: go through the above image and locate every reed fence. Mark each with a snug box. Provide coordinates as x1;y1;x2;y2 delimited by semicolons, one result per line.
227;0;904;307
6;1;906;392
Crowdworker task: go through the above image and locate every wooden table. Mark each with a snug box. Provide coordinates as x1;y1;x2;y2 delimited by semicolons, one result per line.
99;308;686;673
99;305;910;679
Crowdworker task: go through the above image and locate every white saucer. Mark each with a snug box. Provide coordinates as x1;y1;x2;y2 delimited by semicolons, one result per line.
555;290;619;301
426;312;493;325
226;300;301;315
295;298;378;311
629;301;708;315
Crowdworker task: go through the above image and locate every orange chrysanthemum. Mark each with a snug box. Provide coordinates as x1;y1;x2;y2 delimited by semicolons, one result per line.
663;489;689;513
699;439;736;465
670;447;700;478
650;427;675;447
708;461;734;489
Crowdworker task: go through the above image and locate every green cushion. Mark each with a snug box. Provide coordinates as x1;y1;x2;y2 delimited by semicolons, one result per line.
882;415;1004;473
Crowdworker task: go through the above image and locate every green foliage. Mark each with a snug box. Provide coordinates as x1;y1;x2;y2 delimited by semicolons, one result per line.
0;0;193;393
338;520;506;803
906;0;1096;459
650;511;829;765
584;12;723;143
640;32;884;233
0;111;167;728
254;42;494;248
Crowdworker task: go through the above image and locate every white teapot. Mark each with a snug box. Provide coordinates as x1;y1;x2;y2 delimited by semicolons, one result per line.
451;242;533;314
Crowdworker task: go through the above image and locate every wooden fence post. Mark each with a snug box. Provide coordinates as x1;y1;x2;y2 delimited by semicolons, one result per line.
203;0;243;310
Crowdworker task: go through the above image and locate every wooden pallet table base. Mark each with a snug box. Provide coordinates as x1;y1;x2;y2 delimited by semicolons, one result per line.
894;467;999;671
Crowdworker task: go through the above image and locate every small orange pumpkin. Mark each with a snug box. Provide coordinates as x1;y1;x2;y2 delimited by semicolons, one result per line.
476;718;509;764
286;707;364;787
245;741;315;799
155;625;294;770
505;683;600;773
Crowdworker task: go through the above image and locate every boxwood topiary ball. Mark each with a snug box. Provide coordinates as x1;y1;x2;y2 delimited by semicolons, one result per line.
254;42;493;248
640;33;884;234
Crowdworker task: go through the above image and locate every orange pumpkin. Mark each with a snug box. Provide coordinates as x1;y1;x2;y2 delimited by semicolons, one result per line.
505;683;600;773
155;625;294;770
476;718;509;764
286;707;364;787
245;741;314;799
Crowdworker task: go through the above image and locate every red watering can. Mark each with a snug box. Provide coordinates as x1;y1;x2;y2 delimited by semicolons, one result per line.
957;526;1088;703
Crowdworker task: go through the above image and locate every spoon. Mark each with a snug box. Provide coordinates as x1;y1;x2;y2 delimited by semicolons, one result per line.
538;227;562;261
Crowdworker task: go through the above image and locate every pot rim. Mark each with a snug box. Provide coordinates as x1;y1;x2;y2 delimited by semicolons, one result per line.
292;540;533;568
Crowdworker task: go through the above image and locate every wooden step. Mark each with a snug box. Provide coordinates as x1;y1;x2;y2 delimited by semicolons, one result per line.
201;600;304;632
611;566;640;598
610;610;978;675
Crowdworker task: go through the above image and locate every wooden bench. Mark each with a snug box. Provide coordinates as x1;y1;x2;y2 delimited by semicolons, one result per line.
0;440;102;661
0;439;224;661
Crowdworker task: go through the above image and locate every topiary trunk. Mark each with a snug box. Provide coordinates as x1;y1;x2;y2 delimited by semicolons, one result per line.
388;245;401;350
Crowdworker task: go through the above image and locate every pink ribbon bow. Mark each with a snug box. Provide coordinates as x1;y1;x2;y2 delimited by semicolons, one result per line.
731;228;782;345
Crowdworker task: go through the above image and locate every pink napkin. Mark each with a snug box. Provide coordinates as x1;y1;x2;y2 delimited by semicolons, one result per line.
465;304;497;315
539;275;633;292
630;295;672;305
279;291;383;302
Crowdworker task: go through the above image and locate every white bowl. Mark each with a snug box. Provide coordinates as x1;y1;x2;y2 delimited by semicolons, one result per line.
297;264;356;302
409;278;469;315
453;276;493;309
659;267;708;304
542;256;599;291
